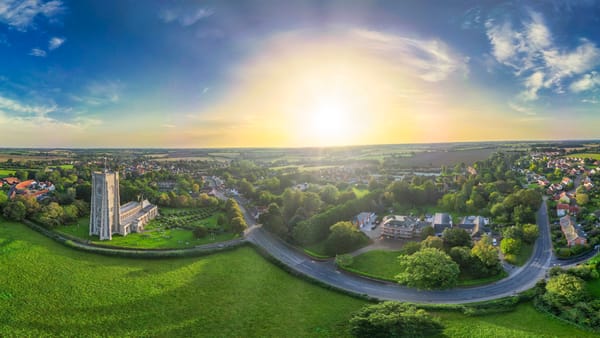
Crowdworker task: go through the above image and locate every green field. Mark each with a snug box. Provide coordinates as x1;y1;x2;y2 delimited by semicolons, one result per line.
564;153;600;160
347;250;403;280
351;187;369;199
347;249;508;287
435;302;597;338
55;216;238;249
0;169;15;177
0;220;593;337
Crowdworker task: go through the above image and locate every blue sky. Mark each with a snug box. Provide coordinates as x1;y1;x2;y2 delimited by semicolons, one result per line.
1;0;600;147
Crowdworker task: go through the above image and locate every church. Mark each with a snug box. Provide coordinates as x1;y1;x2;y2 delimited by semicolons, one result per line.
89;170;158;240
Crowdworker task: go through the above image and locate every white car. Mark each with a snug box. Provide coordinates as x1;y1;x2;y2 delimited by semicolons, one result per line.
492;238;498;246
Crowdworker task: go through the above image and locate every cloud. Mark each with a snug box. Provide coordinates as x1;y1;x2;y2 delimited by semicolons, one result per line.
351;29;469;82
486;11;600;100
85;80;123;105
508;101;537;115
48;36;65;50
159;6;213;26
0;0;64;31
28;47;46;57
0;94;55;115
570;71;600;92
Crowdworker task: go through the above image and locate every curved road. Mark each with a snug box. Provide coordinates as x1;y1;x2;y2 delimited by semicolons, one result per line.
245;200;555;304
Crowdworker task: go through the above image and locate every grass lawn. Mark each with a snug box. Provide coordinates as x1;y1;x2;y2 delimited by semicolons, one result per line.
564;153;600;161
435;302;596;338
0;169;15;177
55;217;238;249
348;250;508;287
0;220;592;337
347;250;403;280
352;187;369;199
0;220;365;337
588;279;600;298
506;243;534;266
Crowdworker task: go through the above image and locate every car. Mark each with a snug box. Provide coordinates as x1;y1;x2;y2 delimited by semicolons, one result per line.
492;238;498;246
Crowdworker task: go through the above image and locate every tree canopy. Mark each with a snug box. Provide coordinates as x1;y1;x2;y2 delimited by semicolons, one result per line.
395;248;460;289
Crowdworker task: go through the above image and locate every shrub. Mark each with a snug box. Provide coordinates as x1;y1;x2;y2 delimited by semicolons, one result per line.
349;302;444;338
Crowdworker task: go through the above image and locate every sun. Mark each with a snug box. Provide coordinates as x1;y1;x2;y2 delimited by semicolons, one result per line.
309;97;350;145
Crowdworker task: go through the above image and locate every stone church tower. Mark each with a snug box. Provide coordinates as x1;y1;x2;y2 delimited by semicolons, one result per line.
89;171;121;240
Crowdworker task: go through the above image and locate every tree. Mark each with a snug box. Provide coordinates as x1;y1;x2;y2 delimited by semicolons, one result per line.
400;241;421;255
544;274;588;305
420;226;435;239
449;246;475;271
191;183;200;194
193;226;208;238
259;203;288;237
320;184;339;204
3;200;26;221
324;221;367;255
420;235;443;250
395;248;460;289
63;205;79;224
37;202;64;228
230;216;247;234
442;228;472;249
500;237;521;255
522;223;539;244
471;235;502;276
576;193;589;206
349;302;444;338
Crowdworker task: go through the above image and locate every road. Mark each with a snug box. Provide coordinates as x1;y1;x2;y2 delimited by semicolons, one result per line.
245;200;556;304
207;179;592;303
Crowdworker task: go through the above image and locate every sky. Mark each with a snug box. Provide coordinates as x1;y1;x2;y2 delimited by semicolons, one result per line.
1;0;600;148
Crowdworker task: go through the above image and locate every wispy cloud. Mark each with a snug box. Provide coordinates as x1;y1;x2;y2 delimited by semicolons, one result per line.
0;94;55;115
159;6;213;26
28;48;46;57
85;80;123;105
508;101;537;116
486;11;600;100
48;36;65;50
351;28;469;82
570;71;600;92
0;0;64;31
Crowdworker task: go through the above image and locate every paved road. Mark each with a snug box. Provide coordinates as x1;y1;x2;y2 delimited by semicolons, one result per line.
245;200;556;304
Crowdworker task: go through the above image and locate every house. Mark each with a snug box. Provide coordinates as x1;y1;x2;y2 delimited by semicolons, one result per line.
561;177;573;187
354;212;376;229
559;215;587;247
556;203;570;217
2;177;20;185
458;216;491;238
433;213;452;236
381;215;429;239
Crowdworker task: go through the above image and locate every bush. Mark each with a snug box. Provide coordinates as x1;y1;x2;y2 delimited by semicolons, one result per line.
349;302;444;338
193;226;208;238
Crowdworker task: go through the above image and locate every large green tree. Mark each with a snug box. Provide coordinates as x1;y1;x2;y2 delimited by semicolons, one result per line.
324;221;367;255
442;227;472;249
395;248;459;289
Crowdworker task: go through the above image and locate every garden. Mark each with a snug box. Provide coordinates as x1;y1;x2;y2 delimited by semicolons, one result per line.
55;206;238;249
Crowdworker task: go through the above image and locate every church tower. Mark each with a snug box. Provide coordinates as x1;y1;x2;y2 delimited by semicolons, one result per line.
89;171;121;240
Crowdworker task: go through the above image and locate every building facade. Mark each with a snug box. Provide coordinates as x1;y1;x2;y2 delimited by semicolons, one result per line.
89;171;158;240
